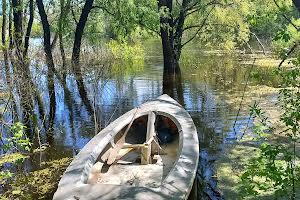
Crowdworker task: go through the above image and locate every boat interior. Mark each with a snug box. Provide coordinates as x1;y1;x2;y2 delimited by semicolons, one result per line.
87;113;180;188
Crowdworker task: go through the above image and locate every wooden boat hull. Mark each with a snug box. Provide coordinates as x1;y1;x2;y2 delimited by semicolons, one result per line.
53;95;199;200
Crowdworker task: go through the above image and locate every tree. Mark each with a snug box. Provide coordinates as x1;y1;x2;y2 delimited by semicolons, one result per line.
36;0;57;135
23;0;34;58
98;0;251;75
72;0;94;69
71;0;95;113
58;0;71;72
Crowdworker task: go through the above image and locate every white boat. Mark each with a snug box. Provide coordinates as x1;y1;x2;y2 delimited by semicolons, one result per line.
53;94;199;200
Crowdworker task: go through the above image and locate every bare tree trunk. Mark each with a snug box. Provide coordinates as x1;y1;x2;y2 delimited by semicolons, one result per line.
12;0;23;52
23;0;48;130
158;0;189;98
158;0;189;73
2;0;10;83
71;0;94;113
23;0;34;58
173;0;189;70
11;0;34;131
50;33;58;50
58;0;70;75
8;4;13;50
36;0;56;138
71;0;94;70
158;0;176;74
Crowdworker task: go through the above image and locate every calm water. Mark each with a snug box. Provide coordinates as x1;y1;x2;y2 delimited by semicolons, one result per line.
0;41;279;199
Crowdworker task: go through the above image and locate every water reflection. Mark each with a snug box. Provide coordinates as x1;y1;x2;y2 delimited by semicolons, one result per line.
0;41;279;199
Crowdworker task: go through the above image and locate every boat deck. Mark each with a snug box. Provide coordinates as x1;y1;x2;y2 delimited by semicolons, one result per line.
87;138;179;188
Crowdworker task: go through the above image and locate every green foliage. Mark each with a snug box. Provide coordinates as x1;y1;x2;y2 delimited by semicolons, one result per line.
240;103;300;198
249;0;294;39
240;142;299;197
273;21;300;55
1;157;72;200
31;22;43;38
279;67;300;134
3;122;32;152
240;64;300;198
0;153;29;185
94;0;158;41
196;0;252;50
0;170;13;184
0;153;29;167
107;40;144;61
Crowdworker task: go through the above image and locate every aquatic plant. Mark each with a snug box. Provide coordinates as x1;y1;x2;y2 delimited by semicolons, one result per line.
3;122;32;153
240;68;300;199
0;157;72;200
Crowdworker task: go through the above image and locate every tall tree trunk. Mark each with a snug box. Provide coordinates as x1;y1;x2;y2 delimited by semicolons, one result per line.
23;0;34;58
36;0;56;138
11;0;34;130
158;0;176;74
58;0;70;75
158;0;188;97
71;0;94;113
158;0;189;73
173;0;189;70
71;0;94;69
24;0;47;125
2;0;10;84
12;0;23;52
8;4;13;50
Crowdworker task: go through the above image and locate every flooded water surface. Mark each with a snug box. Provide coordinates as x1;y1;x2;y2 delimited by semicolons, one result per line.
0;41;279;199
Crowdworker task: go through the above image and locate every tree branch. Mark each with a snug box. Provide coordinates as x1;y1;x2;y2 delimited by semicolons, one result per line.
183;24;204;31
185;0;233;17
71;7;78;24
249;31;266;54
278;42;299;68
138;20;160;35
273;0;299;30
181;7;214;47
92;5;115;16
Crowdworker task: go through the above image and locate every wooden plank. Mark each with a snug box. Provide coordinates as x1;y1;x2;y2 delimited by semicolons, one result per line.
122;143;145;148
141;112;156;164
116;148;134;160
106;108;140;165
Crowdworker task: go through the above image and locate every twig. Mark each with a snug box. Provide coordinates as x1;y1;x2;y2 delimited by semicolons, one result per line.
278;42;299;68
273;0;299;30
71;7;78;24
181;6;214;47
105;95;122;127
249;31;266;55
92;5;115;16
233;58;257;135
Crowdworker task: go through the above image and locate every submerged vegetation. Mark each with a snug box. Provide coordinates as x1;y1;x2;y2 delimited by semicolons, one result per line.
0;157;72;200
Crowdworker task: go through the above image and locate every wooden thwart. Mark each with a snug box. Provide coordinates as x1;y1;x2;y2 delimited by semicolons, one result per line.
141;112;156;165
101;107;139;165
